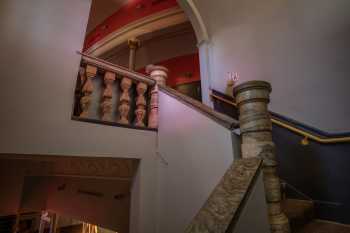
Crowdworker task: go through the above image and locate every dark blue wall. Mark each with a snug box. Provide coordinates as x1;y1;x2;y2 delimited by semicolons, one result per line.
212;90;350;224
273;124;350;224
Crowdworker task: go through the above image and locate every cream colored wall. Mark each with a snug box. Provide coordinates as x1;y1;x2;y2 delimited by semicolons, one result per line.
232;173;270;233
0;1;157;232
188;0;350;132
157;90;240;233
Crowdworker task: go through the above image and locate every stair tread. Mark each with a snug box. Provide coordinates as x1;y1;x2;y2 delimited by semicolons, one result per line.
282;198;314;231
282;198;314;219
296;220;350;233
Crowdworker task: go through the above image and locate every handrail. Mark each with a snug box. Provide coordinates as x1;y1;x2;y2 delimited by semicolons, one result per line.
210;93;350;144
185;158;262;233
78;52;156;86
160;86;239;130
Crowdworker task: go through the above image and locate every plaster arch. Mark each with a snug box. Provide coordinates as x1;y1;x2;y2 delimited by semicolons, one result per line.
176;0;209;44
177;0;212;106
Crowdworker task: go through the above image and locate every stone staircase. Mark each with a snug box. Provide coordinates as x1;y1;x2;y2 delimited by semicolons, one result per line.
282;199;350;233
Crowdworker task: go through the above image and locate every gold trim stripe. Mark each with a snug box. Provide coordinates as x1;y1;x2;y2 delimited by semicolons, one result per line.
210;93;350;144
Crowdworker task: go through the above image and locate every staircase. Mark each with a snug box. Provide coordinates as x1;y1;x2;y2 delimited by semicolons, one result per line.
210;89;350;233
283;199;350;233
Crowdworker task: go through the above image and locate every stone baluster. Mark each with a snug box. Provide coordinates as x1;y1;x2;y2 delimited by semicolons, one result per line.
134;82;148;127
146;65;168;128
116;38;141;124
118;77;132;124
79;67;86;84
101;72;116;121
80;65;97;118
233;81;290;233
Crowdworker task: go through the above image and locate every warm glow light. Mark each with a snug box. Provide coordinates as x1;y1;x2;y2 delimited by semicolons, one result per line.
82;222;118;233
82;223;99;233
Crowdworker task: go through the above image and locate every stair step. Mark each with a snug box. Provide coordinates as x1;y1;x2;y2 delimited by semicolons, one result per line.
282;198;314;231
296;220;350;233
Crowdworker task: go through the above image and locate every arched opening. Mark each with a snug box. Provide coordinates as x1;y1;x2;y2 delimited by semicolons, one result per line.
83;0;210;102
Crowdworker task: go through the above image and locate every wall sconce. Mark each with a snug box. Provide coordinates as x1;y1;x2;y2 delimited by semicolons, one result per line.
226;72;239;97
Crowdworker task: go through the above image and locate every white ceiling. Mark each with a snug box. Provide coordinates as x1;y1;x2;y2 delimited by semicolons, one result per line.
86;0;128;34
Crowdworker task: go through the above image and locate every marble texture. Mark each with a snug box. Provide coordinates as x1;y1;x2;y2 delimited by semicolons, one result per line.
185;158;262;233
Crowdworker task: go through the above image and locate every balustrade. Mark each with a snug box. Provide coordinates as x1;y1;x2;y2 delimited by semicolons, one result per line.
73;53;162;131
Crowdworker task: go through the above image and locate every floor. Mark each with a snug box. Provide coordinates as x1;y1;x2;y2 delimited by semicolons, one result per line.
297;220;350;233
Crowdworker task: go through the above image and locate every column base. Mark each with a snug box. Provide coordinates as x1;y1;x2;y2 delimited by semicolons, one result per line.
269;213;290;233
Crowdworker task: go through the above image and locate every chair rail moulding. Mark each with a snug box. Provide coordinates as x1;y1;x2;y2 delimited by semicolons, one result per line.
85;7;188;57
210;91;350;144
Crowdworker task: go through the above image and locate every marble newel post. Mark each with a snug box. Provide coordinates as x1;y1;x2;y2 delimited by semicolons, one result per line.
233;81;290;233
146;65;168;128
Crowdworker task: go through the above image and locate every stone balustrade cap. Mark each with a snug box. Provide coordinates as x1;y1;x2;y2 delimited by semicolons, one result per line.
233;80;271;97
146;64;169;75
128;38;141;48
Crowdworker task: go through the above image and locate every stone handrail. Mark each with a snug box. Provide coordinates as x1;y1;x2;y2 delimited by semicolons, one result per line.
159;85;239;130
73;53;239;131
185;158;262;233
79;52;156;86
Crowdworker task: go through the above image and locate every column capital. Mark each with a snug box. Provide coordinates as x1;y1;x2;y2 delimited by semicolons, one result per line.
233;80;271;106
146;65;169;86
128;38;141;50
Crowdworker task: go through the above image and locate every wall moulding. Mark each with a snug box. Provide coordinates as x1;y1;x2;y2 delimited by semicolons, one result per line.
85;7;188;57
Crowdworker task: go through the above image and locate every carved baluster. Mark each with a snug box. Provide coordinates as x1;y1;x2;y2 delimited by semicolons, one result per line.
80;65;97;118
79;67;86;84
134;82;148;127
233;81;290;233
146;65;168;128
101;72;116;121
118;77;132;124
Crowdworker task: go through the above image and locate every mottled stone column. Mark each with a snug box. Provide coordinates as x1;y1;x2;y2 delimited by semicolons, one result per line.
233;80;290;233
146;65;168;128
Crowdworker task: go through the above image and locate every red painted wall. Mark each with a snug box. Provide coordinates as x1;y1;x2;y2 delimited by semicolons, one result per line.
84;0;178;51
138;53;201;87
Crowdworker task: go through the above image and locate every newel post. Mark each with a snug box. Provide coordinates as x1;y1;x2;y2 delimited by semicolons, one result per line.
233;81;290;233
146;65;168;128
